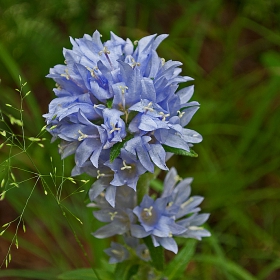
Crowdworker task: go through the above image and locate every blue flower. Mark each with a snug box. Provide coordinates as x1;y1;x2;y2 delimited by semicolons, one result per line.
44;31;202;206
130;168;210;253
162;168;211;240
104;238;150;264
132;195;186;253
90;168;210;255
123;236;151;262
90;186;137;237
104;242;130;264
104;149;147;191
101;108;126;149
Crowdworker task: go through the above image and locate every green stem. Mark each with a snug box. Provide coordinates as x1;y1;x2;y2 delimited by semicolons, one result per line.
143;236;164;272
136;167;161;205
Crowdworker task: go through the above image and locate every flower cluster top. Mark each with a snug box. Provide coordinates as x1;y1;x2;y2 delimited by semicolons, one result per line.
44;31;202;207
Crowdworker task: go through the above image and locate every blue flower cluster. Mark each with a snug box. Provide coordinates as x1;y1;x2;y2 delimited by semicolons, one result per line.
89;168;210;256
44;31;202;207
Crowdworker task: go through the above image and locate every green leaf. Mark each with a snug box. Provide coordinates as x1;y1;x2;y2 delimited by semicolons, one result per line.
164;239;197;279
114;262;129;280
114;262;139;280
261;51;280;76
0;269;57;279
109;135;133;162
106;99;113;108
144;236;164;271
261;51;280;68
95;268;114;280
162;145;198;157
126;264;139;280
57;268;98;280
110;141;125;162
193;255;258;280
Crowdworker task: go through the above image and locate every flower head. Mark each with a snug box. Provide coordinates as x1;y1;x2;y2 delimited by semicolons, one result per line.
90;168;210;255
44;31;202;206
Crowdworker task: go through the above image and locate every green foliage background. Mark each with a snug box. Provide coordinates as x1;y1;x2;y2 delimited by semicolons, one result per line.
0;0;280;279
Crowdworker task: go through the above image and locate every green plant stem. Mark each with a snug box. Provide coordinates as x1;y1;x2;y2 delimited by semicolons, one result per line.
136;167;161;205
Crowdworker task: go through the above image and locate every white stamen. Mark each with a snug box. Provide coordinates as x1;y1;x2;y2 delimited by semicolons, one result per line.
60;69;70;80
161;58;165;66
119;85;128;94
121;160;132;170
131;57;141;67
109;211;118;221
99;46;113;68
189;226;204;231
134;40;139;45
98;46;110;56
97;170;105;179
159;112;170;121
111;249;123;256
109;124;121;134
78;130;88;141
144;102;154;112
143;206;153;216
177;111;185;118
180;197;193;209
86;66;97;78
174;175;182;182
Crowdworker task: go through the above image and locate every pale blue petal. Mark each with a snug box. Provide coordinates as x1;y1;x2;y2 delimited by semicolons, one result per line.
105;186;117;207
158;237;178;254
148;144;168;170
131;224;150;238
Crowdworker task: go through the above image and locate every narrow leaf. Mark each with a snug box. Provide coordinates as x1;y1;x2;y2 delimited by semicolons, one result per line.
126;264;139;280
194;255;258;280
106;99;113;108
57;268;98;280
164;239;197;279
109;135;133;162
162;145;198;157
143;236;164;271
0;269;58;279
114;261;133;280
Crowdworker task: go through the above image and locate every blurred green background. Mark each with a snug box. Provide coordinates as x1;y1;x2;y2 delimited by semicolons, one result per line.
0;0;280;279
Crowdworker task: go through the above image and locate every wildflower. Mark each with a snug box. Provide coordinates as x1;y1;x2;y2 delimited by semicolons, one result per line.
104;242;129;264
90;168;210;255
91;186;137;237
44;31;202;206
104;238;150;264
161;167;211;241
131;168;211;253
132;195;186;253
124;236;151;262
